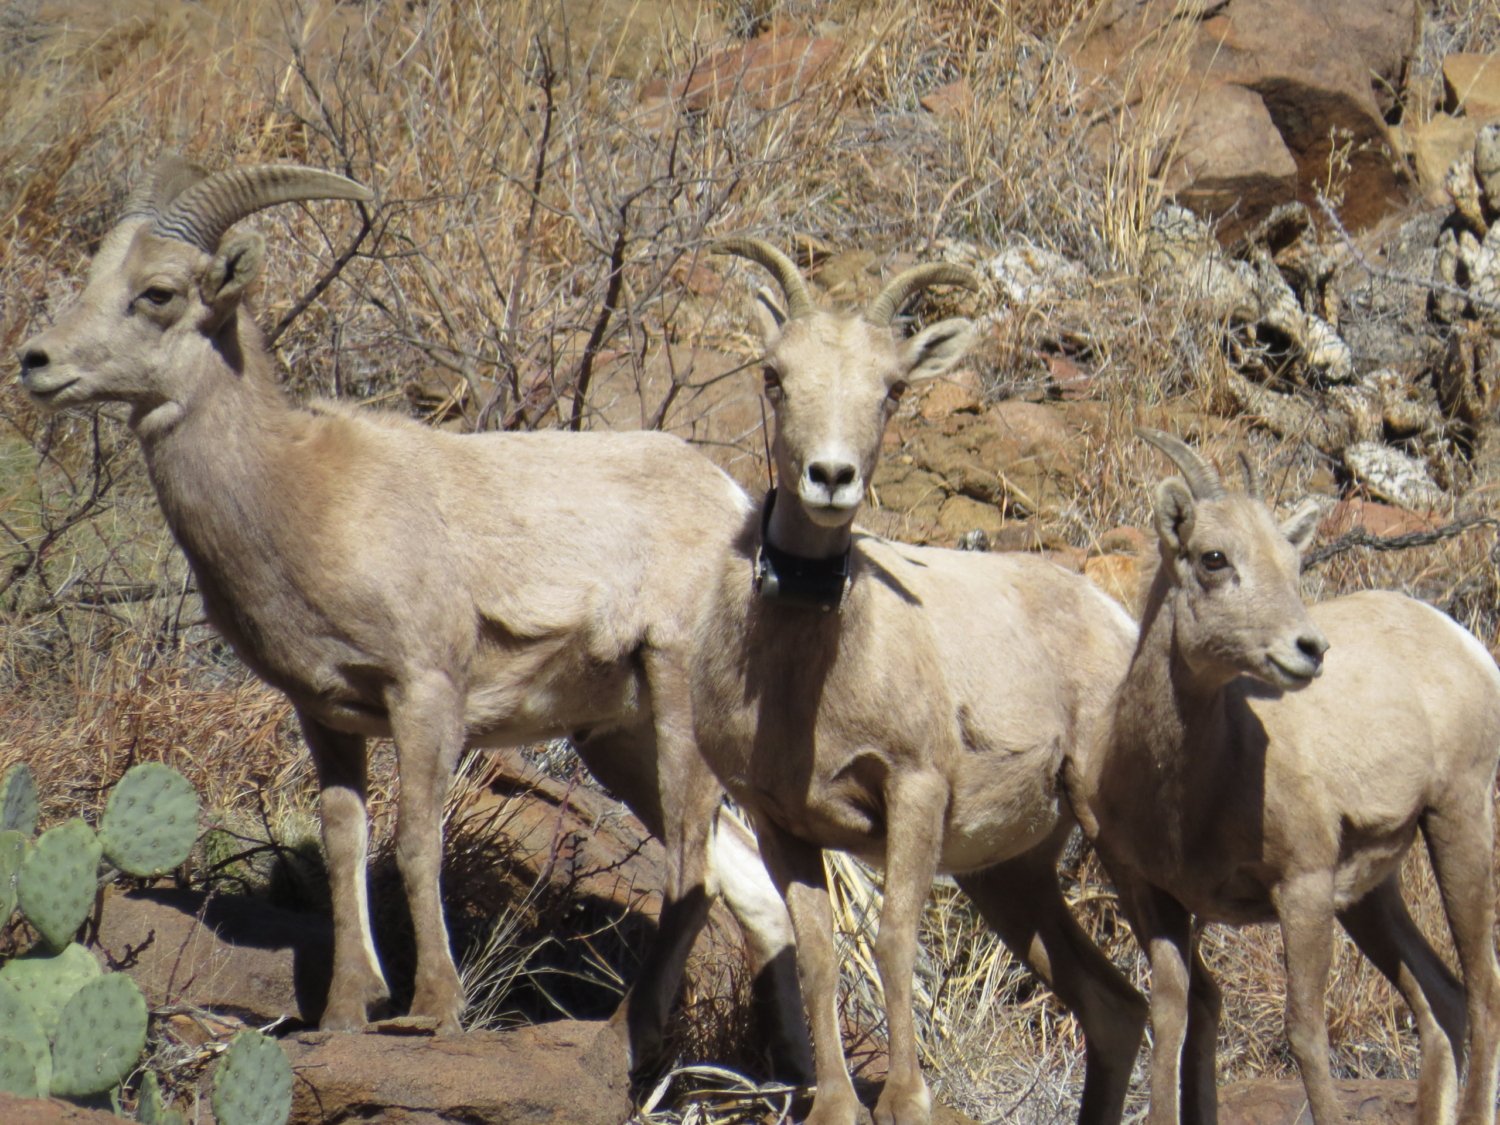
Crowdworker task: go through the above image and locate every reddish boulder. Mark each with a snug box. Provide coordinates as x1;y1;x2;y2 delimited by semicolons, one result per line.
1219;1078;1418;1123
282;1020;631;1125
0;1094;124;1125
1067;0;1416;235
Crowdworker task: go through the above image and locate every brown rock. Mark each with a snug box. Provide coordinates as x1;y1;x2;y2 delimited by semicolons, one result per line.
918;377;983;421
937;494;1004;540
1166;80;1298;222
1067;0;1416;234
647;27;843;111
1445;52;1500;121
0;1094;125;1125
95;886;332;1025
283;1020;631;1125
1319;497;1436;539
1083;553;1148;612
1219;1078;1419;1124
1410;113;1480;199
920;77;974;118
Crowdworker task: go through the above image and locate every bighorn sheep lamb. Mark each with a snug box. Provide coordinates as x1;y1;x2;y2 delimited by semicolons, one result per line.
688;238;1148;1125
15;157;811;1074
1066;429;1500;1125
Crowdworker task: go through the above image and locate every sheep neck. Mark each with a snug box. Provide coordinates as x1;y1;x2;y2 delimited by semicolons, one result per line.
755;488;852;610
1110;564;1225;781
132;318;303;575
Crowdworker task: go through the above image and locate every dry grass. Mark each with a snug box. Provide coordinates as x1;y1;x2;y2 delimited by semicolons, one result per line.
4;0;1500;1121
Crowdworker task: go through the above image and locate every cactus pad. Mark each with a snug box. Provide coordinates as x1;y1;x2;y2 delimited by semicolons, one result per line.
0;763;39;836
0;1033;45;1099
99;764;200;878
0;979;51;1095
0;942;101;1039
18;818;102;950
137;1068;188;1125
49;972;147;1098
211;1029;294;1125
0;829;26;923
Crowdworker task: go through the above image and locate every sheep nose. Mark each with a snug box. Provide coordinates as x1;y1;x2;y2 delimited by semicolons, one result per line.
19;347;49;375
1297;630;1329;666
807;460;857;490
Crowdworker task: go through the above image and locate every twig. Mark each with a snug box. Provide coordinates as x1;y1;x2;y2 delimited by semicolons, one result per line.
1302;514;1499;569
1314;192;1500;317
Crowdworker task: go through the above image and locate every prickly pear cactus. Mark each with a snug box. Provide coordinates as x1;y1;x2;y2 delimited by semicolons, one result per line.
0;978;51;1095
99;764;199;878
211;1029;294;1125
49;972;148;1098
137;1068;187;1125
0;763;39;836
0;1033;45;1098
0;829;26;923
18;818;102;950
0;942;102;1039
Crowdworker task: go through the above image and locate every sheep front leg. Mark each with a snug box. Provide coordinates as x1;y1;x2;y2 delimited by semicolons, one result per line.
1271;871;1345;1125
387;674;467;1034
872;769;947;1125
302;713;390;1030
755;817;859;1125
1123;881;1195;1125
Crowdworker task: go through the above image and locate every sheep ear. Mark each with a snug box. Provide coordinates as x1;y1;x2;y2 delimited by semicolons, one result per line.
1280;497;1322;554
899;317;975;382
201;231;265;316
1153;477;1196;553
752;286;786;346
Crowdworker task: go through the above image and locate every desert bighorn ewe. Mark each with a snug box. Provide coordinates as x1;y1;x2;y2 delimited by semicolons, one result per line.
16;158;812;1075
1067;429;1500;1125
691;239;1148;1125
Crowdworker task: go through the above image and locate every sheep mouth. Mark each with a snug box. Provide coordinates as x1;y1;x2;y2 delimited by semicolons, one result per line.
1265;652;1320;688
24;377;79;407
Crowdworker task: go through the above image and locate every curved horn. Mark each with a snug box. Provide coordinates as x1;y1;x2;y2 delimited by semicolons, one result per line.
1237;451;1263;499
1137;427;1226;500
713;237;815;320
864;262;979;327
118;154;207;224
153;164;373;252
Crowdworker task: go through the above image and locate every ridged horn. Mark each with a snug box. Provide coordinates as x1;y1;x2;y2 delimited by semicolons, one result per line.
864;262;979;327
1137;427;1226;500
713;237;815;320
152;164;373;252
1237;451;1263;499
118;154;207;224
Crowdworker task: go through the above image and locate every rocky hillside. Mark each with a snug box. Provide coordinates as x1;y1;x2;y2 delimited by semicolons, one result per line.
1;0;1498;1122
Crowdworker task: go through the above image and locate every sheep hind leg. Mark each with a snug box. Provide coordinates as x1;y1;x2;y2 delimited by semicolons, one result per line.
956;837;1147;1125
1422;796;1500;1125
1339;875;1463;1125
713;811;813;1083
611;645;720;1078
301;713;389;1030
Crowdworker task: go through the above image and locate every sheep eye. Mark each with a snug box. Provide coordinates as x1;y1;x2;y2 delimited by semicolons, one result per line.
1200;550;1229;571
139;287;176;307
762;366;783;400
887;380;909;403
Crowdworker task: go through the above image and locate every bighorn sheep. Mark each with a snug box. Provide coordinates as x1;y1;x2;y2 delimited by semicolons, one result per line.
690;239;1148;1125
1066;429;1500;1125
15;157;811;1075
